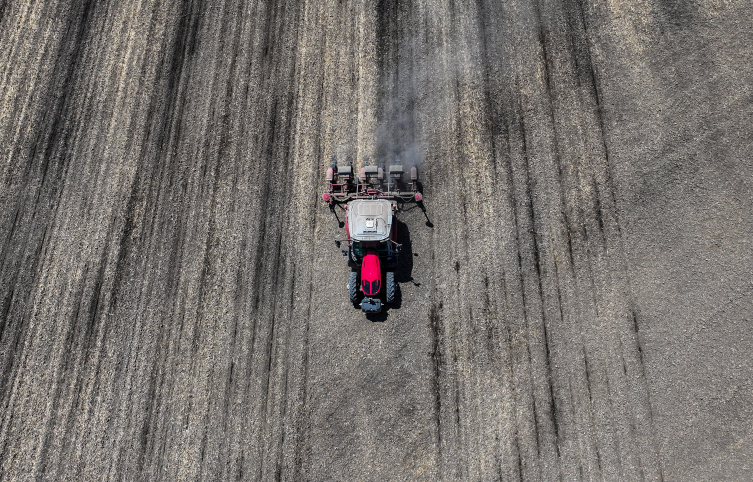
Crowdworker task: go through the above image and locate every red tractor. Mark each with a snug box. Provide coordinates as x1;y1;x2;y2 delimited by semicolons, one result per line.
322;159;422;313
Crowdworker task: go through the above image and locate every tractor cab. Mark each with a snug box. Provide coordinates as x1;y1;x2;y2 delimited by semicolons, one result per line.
346;199;399;268
346;199;395;241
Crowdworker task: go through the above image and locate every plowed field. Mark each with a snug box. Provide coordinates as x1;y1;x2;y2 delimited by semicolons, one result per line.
2;1;752;480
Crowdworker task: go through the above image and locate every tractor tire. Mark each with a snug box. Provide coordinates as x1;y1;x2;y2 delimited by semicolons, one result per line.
349;271;358;304
386;271;396;303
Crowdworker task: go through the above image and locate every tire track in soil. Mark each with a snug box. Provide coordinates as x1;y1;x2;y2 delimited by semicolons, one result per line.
410;0;663;479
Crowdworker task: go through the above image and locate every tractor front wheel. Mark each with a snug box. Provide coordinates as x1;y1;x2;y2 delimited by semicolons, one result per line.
386;271;396;303
349;271;359;304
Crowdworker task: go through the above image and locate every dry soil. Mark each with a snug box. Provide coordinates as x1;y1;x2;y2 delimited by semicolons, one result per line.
1;0;752;480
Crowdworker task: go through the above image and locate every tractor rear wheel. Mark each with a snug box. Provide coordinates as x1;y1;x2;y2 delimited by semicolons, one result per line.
349;271;358;304
386;271;395;303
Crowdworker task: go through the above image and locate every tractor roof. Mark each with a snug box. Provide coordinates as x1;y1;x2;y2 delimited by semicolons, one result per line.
346;199;394;242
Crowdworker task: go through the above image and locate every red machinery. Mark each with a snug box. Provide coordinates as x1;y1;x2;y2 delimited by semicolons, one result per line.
323;160;422;313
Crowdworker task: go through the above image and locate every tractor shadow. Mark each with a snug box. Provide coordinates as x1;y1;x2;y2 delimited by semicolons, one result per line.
366;311;388;322
414;182;433;228
394;218;416;289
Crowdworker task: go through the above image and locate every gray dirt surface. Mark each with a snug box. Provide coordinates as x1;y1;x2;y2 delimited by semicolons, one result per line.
1;0;752;480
